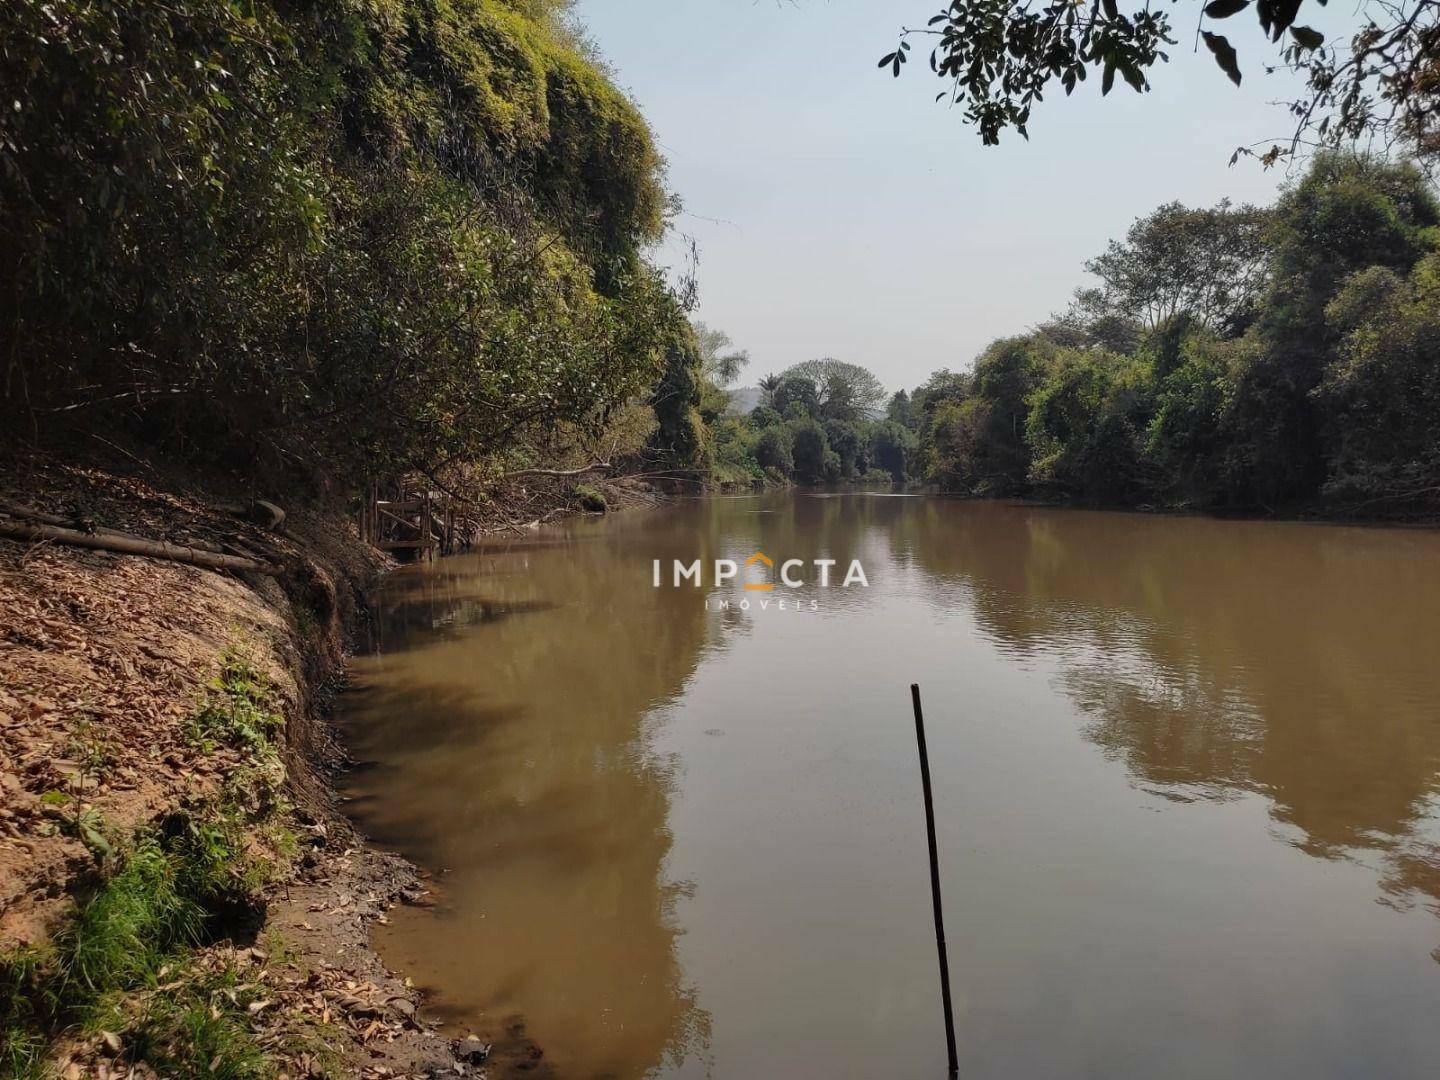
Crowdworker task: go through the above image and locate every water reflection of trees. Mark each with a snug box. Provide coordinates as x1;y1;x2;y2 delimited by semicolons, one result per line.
895;500;1440;916
341;521;724;1078
339;493;936;1074
703;492;908;617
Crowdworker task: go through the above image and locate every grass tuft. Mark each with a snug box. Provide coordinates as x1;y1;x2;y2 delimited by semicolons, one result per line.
102;968;273;1080
54;841;202;1004
1;813;268;1077
188;651;284;755
2;641;297;1076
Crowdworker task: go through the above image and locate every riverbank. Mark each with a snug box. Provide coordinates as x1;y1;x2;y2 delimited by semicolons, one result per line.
0;453;655;1077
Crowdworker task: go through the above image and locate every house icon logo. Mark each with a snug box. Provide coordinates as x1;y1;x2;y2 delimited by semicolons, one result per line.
743;551;774;591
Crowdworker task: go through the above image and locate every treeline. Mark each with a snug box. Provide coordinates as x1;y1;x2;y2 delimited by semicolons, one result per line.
894;154;1440;515
703;356;915;485
1;0;707;488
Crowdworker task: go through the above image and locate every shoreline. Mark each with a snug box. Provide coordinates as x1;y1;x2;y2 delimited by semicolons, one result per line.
0;452;650;1077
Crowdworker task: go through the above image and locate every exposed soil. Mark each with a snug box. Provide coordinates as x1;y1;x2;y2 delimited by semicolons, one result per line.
1;451;665;1077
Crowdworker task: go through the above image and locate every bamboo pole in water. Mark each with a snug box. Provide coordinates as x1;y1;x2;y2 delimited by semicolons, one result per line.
911;682;959;1076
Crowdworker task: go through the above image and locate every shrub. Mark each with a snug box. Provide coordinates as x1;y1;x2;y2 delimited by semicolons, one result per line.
570;483;608;512
189;653;283;756
754;426;794;477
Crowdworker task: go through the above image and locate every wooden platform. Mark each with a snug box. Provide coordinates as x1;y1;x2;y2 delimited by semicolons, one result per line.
359;484;459;561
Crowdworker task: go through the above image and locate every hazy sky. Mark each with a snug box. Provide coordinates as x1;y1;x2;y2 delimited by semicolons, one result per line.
576;0;1352;393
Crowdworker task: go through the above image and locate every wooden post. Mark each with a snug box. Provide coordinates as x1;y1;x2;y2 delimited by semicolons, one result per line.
911;683;959;1077
422;489;432;561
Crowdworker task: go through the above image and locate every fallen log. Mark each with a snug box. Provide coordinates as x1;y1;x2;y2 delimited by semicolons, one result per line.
0;500;136;538
0;521;280;575
0;500;244;556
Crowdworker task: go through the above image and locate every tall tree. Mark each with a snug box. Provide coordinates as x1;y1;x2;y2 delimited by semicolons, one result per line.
772;374;821;418
1082;201;1269;334
757;372;784;409
1221;153;1440;505
693;321;750;387
780;359;887;420
886;389;917;430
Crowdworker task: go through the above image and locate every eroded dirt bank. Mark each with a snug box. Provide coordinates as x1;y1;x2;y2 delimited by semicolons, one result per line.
1;456;651;1078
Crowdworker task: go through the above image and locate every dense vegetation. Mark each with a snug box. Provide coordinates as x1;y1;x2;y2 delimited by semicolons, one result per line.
0;0;706;489
700;154;1440;516
6;3;1434;518
705;357;916;486
893;154;1440;515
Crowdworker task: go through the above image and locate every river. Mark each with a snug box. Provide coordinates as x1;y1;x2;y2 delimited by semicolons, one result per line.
338;492;1440;1079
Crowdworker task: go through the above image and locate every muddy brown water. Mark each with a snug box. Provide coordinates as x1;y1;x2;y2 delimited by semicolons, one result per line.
339;493;1440;1079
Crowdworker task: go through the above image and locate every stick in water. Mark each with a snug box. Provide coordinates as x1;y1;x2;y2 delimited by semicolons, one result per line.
911;682;959;1076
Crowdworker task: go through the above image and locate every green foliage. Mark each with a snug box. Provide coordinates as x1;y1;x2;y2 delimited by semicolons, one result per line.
1;950;51;1078
1;747;281;1077
1318;254;1440;506
910;153;1440;515
779;359;887;421
569;483;607;512
55;843;204;1001
881;0;1173;143
788;418;832;484
1145;335;1230;504
748;405;782;430
772;376;820;420
703;356;901;487
1025;349;1154;501
823;420;867;477
693;322;750;387
885;390;917;430
101;966;272;1080
870;422;915;481
883;0;1435;167
711;416;763;485
1081;201;1269;334
0;814;262;1069
1222;154;1440;506
648;316;712;474
756;373;783;410
922;338;1042;494
0;0;677;487
753;426;794;477
190;653;283;756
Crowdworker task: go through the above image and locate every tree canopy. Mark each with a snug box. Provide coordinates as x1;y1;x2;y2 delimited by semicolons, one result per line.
0;0;682;486
882;1;1440;162
906;153;1440;514
693;322;751;386
1080;200;1270;333
779;359;888;420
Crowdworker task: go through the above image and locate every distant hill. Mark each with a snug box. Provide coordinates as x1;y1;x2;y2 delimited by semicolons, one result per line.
726;386;763;415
